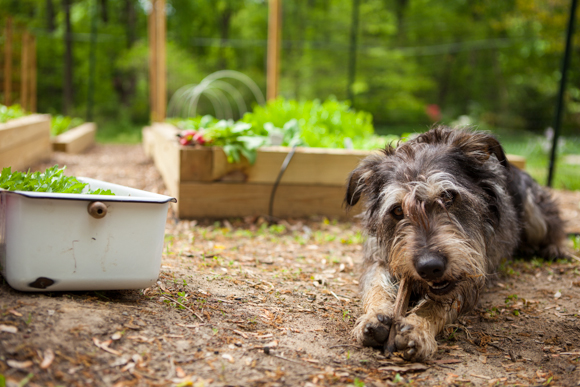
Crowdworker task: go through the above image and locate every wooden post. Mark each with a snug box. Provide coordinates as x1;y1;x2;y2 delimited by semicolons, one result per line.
3;17;13;106
156;0;166;121
148;0;166;122
29;34;37;112
21;31;30;110
267;0;281;101
148;2;157;121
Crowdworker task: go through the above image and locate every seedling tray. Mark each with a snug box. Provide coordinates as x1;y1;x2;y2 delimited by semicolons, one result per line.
0;178;176;291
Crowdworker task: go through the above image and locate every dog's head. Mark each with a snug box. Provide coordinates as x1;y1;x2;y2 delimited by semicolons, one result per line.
346;126;510;298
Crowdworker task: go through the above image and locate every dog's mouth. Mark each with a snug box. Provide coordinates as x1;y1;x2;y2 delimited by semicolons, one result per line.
427;280;456;296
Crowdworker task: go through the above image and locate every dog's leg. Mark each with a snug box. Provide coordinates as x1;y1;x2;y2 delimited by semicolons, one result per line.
352;261;398;347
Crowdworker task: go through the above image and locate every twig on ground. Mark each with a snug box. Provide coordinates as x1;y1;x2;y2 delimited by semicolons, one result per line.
160;295;204;322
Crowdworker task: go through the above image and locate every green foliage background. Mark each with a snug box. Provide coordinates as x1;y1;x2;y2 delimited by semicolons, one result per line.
1;0;579;134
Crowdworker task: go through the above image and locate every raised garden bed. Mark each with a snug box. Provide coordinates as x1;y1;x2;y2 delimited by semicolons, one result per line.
0;114;51;171
144;123;526;219
52;122;97;154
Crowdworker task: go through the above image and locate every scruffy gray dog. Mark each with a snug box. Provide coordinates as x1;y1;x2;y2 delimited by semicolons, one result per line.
345;126;567;362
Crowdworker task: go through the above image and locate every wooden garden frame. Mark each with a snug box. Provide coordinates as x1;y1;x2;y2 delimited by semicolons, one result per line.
143;123;368;219
0;115;51;171
52;122;97;154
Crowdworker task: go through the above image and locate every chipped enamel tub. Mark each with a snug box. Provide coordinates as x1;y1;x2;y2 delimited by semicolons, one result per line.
0;178;176;291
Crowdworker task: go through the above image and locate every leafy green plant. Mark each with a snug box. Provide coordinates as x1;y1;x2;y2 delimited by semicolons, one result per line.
242;97;392;149
0;165;114;195
173;115;268;164
241;97;398;150
0;104;26;123
171;98;401;164
51;115;84;136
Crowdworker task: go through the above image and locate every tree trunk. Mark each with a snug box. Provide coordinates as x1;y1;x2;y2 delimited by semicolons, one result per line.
393;0;408;39
218;7;233;69
125;0;136;48
46;0;56;32
100;0;108;23
62;0;73;115
113;0;138;107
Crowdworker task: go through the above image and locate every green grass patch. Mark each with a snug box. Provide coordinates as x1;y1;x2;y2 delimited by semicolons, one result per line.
96;120;143;144
493;129;580;191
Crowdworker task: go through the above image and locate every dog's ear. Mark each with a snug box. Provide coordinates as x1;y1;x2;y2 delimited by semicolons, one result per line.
453;131;508;168
345;152;387;208
345;167;366;208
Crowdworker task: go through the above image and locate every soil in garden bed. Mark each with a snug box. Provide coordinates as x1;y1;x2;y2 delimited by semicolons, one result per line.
1;144;580;386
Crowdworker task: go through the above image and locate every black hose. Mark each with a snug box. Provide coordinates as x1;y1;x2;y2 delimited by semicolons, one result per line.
268;145;297;220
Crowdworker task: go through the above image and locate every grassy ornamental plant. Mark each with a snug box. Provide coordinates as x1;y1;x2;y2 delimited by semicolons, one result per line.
0;165;114;195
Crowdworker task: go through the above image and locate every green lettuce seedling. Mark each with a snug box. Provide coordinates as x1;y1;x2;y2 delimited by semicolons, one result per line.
0;165;115;195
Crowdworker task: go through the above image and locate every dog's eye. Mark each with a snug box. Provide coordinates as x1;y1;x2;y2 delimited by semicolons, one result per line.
391;206;404;220
441;191;456;208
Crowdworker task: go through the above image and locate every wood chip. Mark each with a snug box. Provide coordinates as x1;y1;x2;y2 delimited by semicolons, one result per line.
379;363;428;373
40;348;55;369
127;335;154;343
111;331;123;340
93;337;121;356
470;373;491;380
7;360;33;369
0;324;18;334
430;359;463;364
233;330;249;339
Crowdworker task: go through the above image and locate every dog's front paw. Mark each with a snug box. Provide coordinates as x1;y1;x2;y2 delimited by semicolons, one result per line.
393;314;437;362
353;312;393;347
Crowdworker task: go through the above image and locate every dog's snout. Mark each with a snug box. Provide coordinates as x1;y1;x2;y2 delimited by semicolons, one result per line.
415;254;446;280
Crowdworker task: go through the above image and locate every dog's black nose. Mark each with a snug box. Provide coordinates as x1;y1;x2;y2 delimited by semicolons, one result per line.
415;254;446;280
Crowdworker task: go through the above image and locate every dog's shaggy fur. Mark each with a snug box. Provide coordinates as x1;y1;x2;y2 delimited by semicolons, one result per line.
345;126;567;361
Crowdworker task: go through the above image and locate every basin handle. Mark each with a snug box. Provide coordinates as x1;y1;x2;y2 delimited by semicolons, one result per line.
88;201;107;219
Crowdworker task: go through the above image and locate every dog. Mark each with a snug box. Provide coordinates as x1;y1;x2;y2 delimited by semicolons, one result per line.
345;126;567;362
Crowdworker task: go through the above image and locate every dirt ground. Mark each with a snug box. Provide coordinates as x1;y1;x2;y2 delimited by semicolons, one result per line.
1;144;580;387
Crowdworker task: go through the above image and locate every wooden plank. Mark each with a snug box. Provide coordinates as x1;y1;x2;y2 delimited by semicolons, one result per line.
0;114;51;152
52;122;96;154
508;154;526;170
29;35;37;112
266;0;281;100
181;146;213;181
0;131;51;171
212;146;371;185
142;126;153;157
155;0;166;121
149;124;180;199
20;31;29;110
3;17;13;106
178;182;361;220
148;2;157;121
148;0;166;122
